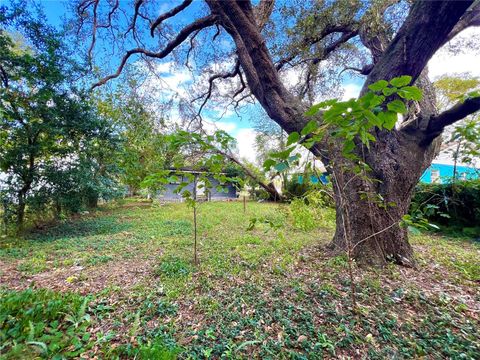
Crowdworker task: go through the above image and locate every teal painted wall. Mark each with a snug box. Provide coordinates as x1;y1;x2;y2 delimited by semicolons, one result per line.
420;164;479;183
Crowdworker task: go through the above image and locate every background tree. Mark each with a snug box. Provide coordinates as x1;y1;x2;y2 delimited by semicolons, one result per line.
72;0;480;265
0;7;122;230
95;87;179;196
434;75;480;180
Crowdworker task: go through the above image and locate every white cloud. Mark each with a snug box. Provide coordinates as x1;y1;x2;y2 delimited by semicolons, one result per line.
428;27;480;79
202;120;237;134
234;128;258;163
342;83;361;100
139;61;193;100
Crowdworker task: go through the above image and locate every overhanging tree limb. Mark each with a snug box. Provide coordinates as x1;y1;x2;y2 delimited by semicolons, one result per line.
443;2;480;44
192;58;241;118
150;0;194;37
90;15;217;90
427;96;480;135
363;1;473;92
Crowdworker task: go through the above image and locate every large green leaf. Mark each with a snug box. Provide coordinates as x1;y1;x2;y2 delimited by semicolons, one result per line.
397;86;423;101
378;111;398;130
387;99;407;114
390;75;412;87
301;120;318;136
286;132;300;146
368;80;388;92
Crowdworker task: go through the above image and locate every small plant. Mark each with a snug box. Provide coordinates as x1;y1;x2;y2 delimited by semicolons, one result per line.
155;255;192;278
0;289;94;358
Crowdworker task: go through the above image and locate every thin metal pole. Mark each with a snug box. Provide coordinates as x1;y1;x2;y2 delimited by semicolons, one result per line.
193;205;198;265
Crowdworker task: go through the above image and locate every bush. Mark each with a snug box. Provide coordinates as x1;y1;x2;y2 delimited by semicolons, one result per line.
410;180;480;234
0;289;93;359
284;174;334;206
289;190;333;231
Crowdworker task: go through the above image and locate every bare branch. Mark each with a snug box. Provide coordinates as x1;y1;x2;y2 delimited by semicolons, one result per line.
192;59;241;118
185;29;201;69
97;0;119;29
87;0;99;65
340;63;373;76
212;24;221;41
124;0;144;37
444;2;480;44
233;69;246;99
427;96;480;135
150;0;193;37
310;30;358;65
91;15;217;90
275;27;358;71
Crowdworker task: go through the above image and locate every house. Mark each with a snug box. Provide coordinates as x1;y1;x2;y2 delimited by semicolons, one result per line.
156;168;238;202
420;143;480;184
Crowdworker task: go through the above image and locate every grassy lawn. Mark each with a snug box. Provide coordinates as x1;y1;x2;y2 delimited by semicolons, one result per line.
0;199;479;359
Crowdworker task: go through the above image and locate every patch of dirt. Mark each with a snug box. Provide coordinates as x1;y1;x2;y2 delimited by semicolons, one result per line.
0;258;156;295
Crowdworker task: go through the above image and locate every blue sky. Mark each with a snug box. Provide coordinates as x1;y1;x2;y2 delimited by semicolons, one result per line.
9;0;480;163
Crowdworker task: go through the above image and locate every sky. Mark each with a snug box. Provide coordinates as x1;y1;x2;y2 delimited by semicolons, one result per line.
8;0;480;165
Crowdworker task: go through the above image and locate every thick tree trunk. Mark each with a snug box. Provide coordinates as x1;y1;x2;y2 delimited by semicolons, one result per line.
328;131;440;266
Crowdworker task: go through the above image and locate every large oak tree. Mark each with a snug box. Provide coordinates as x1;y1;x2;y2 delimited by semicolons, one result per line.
75;0;480;265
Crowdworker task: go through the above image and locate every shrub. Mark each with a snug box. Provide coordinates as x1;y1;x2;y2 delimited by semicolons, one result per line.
0;289;93;359
410;180;480;233
289;190;333;231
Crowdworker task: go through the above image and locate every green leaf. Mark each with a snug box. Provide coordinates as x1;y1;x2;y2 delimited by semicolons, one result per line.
305;104;321;116
271;147;294;160
274;162;289;172
343;139;355;154
390;75;412;87
305;99;338;116
286;132;300;146
363;109;382;128
397;86;423;101
467;90;480;99
301;120;318;136
368;80;388;92
387;99;407;114
263;159;276;170
382;87;397;96
378;111;398;130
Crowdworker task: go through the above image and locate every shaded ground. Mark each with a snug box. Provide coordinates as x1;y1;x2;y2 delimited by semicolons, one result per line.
1;200;479;359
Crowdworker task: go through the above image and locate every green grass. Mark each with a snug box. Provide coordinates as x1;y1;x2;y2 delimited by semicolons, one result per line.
0;199;479;359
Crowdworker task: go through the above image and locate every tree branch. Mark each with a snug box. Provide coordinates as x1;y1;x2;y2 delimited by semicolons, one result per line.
275;25;357;71
150;0;193;37
124;0;144;37
427;96;480;135
363;1;473;93
87;0;99;65
91;15;217;90
444;2;480;44
192;59;241;118
340;63;373;76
